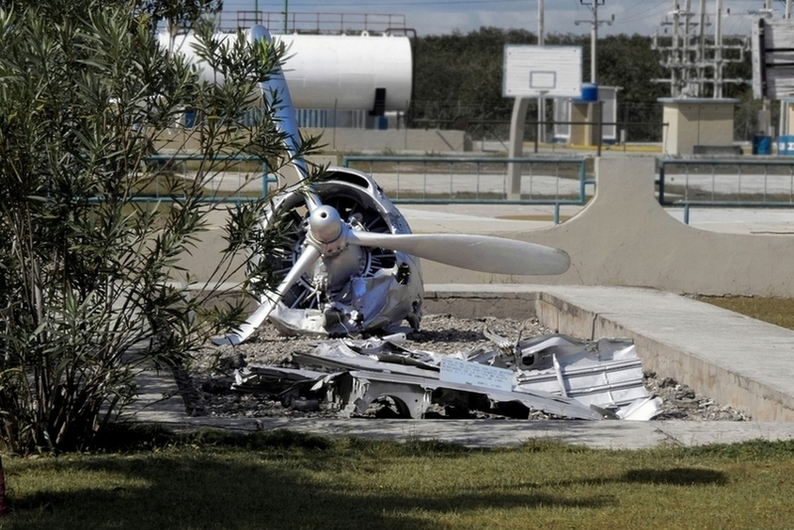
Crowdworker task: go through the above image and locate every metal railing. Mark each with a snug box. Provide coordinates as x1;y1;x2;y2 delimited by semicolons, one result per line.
129;155;594;225
218;11;406;35
657;158;794;224
132;154;274;203
342;156;593;224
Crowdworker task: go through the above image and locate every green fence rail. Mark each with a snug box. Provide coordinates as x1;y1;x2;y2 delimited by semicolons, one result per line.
657;158;794;224
342;156;593;224
131;154;275;203
129;154;594;225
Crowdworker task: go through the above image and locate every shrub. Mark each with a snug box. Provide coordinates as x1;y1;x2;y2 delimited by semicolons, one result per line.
0;3;315;453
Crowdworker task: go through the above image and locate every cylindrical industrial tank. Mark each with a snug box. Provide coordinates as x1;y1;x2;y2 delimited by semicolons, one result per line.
160;30;412;112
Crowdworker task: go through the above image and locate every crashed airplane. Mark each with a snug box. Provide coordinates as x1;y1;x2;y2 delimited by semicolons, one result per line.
232;332;663;421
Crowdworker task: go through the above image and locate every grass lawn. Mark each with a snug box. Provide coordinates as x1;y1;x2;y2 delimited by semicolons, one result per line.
3;429;794;530
697;296;794;331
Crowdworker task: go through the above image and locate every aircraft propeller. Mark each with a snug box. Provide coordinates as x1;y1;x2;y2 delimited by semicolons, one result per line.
212;199;570;345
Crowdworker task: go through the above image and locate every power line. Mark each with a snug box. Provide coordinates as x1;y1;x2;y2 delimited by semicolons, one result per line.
611;4;670;28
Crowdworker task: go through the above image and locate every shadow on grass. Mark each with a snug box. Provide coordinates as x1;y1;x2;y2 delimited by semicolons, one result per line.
622;468;727;486
6;429;612;530
523;467;727;490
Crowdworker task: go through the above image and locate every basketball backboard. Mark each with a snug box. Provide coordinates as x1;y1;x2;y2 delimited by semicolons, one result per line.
503;45;583;99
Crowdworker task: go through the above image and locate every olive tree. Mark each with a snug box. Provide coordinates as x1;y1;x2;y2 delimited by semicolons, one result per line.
0;3;313;453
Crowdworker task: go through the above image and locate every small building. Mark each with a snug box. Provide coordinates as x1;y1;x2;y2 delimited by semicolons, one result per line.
659;98;741;156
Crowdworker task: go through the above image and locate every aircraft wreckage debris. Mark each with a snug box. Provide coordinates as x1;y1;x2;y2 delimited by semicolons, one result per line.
177;316;750;422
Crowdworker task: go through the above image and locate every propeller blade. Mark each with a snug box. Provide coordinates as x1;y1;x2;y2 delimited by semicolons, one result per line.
347;231;570;276
211;244;321;346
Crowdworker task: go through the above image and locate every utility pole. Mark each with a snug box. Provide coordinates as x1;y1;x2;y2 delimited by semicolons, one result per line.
761;0;773;136
590;0;598;83
538;0;545;144
684;0;692;92
784;0;792;138
576;0;612;84
714;0;723;97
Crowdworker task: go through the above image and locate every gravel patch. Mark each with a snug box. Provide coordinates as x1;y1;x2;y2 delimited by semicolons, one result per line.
173;314;750;422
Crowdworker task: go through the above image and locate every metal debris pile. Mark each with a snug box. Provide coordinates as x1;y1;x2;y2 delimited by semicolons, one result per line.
230;330;663;421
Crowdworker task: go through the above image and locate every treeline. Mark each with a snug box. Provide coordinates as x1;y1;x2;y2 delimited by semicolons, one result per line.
410;27;759;142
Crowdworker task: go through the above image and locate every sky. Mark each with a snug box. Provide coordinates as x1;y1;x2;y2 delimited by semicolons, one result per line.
220;0;789;38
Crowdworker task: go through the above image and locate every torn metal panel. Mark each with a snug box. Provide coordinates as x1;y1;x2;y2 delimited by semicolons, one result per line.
229;331;661;421
232;365;328;393
293;340;441;377
438;356;514;391
616;395;664;421
513;336;649;409
325;371;432;418
342;335;443;369
327;369;604;420
514;356;646;403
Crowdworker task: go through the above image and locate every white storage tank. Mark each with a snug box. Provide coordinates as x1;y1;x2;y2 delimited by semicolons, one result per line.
160;30;412;112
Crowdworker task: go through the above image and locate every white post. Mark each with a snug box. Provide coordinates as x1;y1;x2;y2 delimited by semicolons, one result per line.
508;98;530;199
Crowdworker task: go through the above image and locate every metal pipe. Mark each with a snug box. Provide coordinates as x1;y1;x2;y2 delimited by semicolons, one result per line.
672;0;680;97
538;0;545;144
684;0;691;93
591;0;598;83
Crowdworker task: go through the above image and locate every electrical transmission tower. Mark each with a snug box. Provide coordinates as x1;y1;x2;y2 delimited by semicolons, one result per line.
652;0;749;98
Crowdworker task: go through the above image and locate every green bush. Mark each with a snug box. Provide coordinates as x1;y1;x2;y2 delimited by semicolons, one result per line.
0;2;315;453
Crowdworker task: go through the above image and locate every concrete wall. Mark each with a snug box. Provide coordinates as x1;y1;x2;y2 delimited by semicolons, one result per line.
420;156;794;297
